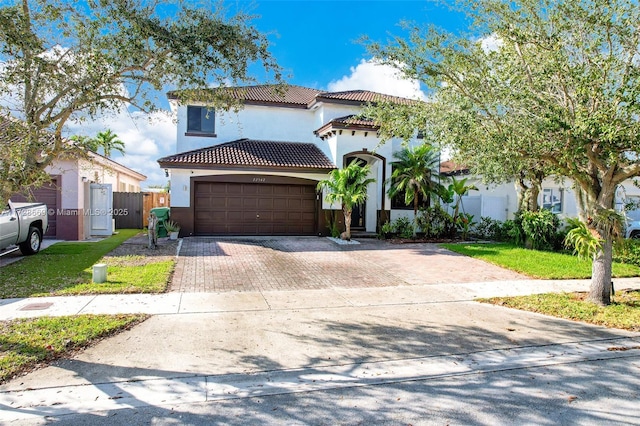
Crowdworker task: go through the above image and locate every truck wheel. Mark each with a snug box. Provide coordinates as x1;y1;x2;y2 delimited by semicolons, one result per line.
19;227;42;255
631;231;640;240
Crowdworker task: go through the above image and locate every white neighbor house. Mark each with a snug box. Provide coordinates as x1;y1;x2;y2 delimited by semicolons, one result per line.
158;85;424;236
440;161;640;225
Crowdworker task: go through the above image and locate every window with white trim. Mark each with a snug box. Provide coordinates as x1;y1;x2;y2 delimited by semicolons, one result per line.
186;106;215;135
542;188;563;213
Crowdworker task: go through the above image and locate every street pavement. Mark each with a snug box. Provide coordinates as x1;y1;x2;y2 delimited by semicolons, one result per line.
1;237;639;425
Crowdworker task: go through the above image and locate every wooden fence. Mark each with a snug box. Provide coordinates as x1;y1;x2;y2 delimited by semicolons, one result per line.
112;192;171;229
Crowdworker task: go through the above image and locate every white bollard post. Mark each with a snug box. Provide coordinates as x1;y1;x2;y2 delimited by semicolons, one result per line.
93;263;108;283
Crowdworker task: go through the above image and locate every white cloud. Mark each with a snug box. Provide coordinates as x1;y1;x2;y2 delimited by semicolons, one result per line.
327;59;427;100
480;34;504;53
64;109;174;188
2;50;174;189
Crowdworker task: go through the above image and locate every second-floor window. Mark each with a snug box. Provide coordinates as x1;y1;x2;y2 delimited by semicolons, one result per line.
187;106;215;135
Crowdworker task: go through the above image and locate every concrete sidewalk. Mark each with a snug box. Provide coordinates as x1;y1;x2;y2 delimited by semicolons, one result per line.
1;279;640;424
3;277;638;320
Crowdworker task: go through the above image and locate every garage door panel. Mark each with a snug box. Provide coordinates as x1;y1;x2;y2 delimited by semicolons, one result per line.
220;198;240;209
242;185;257;195
194;181;316;236
258;198;273;209
271;198;288;210
302;199;316;209
273;211;287;221
288;199;303;209
302;212;316;221
211;212;229;221
243;198;257;209
271;186;288;195
258;185;274;195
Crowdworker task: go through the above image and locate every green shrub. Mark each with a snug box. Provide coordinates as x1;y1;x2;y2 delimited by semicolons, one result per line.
393;216;414;239
473;216;501;240
564;217;601;258
378;221;394;239
455;213;476;240
417;205;455;238
614;239;640;267
520;209;560;251
504;217;525;246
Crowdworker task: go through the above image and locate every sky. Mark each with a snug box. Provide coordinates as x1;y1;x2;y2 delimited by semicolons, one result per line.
65;0;470;188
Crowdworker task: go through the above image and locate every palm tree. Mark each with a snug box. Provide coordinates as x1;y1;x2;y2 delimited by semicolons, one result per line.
447;176;478;224
92;129;125;157
387;144;442;237
317;159;376;240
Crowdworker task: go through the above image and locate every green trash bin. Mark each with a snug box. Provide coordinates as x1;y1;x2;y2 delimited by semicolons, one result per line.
150;207;170;238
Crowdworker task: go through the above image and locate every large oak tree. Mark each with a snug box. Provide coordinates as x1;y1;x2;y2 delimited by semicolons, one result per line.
0;0;281;204
367;0;640;305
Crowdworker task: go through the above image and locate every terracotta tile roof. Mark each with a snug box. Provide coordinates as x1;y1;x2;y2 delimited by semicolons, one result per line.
168;85;322;107
168;85;419;108
227;85;322;105
316;90;417;106
313;115;379;137
331;115;377;126
1;115;36;144
158;139;335;170
440;160;470;176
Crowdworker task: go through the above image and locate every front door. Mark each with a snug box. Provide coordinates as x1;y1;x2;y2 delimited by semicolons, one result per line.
90;184;113;236
346;156;367;230
351;202;365;229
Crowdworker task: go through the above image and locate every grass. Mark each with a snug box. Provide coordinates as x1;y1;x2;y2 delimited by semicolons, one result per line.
0;314;147;383
0;230;175;298
479;291;640;331
442;242;640;279
55;259;175;295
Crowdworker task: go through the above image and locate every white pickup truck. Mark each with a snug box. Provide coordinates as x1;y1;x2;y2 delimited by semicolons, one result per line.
0;200;48;256
626;221;640;239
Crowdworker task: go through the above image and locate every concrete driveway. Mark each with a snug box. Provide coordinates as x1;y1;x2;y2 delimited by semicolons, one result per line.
2;237;640;425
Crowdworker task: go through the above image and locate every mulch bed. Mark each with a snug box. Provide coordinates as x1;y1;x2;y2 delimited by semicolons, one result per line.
103;233;180;263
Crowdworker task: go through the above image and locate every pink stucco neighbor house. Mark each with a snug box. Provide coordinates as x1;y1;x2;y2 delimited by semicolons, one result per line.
1;115;147;241
12;151;146;241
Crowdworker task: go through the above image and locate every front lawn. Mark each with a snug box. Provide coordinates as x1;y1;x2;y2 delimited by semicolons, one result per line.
0;230;175;298
0;314;147;383
479;291;640;331
442;243;640;279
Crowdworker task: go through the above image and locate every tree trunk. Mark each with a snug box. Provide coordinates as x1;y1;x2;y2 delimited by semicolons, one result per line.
528;184;540;211
413;198;419;238
343;207;352;241
577;181;616;306
515;174;541;212
588;235;612;305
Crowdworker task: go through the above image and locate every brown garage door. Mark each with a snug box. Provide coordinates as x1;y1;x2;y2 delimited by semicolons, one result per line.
194;182;317;235
12;180;59;237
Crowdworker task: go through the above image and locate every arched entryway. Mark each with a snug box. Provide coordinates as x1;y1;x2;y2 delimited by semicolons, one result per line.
343;151;386;233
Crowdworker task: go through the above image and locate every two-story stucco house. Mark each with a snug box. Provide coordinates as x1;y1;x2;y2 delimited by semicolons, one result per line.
158;85;422;237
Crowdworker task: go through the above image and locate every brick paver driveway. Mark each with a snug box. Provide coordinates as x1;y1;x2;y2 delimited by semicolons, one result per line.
170;237;527;292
